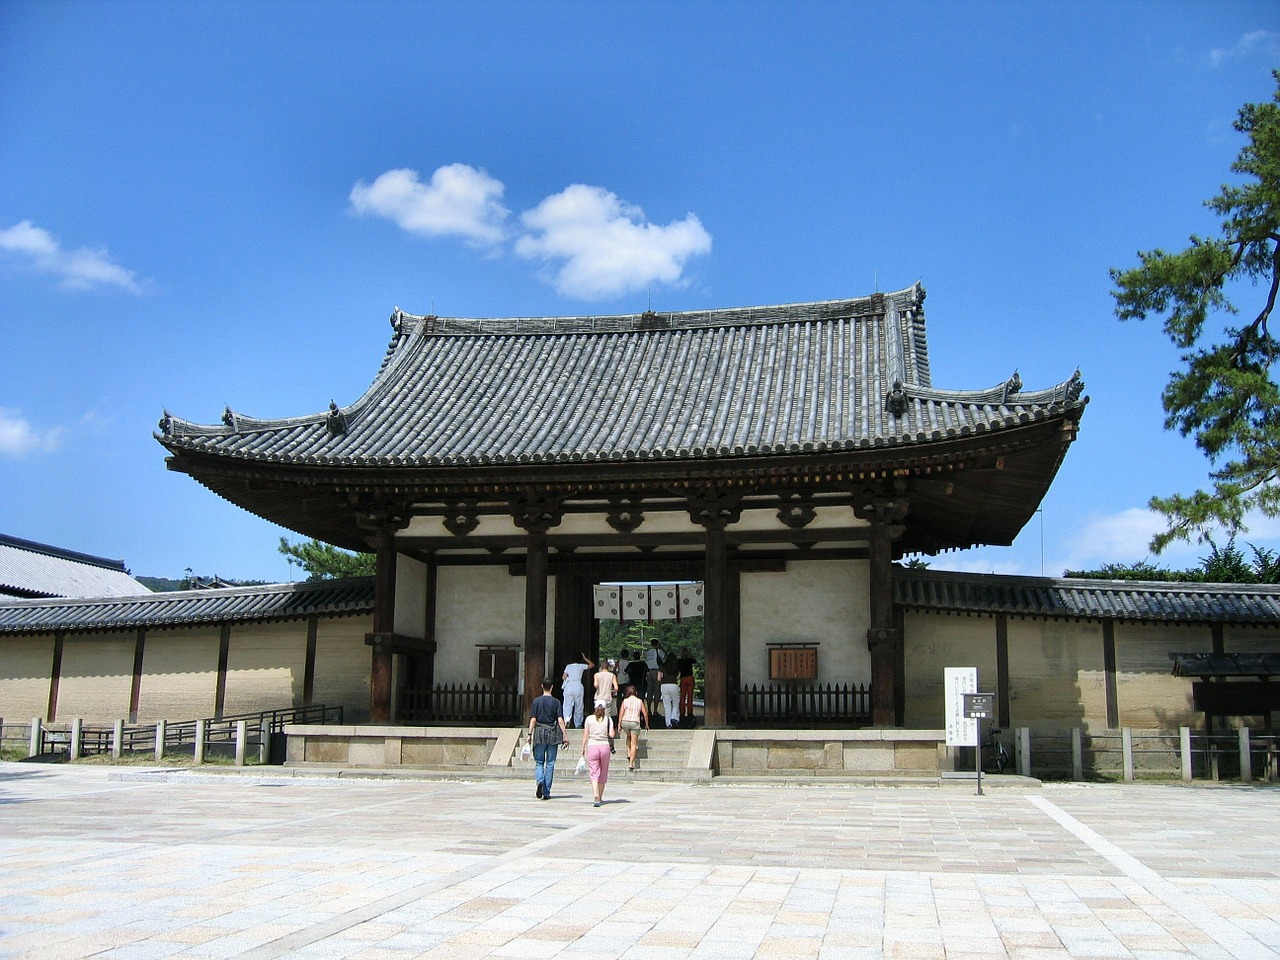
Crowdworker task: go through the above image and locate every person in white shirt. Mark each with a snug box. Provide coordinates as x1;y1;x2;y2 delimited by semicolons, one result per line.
643;639;665;715
560;653;594;727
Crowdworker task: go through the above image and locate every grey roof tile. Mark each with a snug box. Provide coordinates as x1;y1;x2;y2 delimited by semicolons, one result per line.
894;568;1280;624
0;534;146;599
157;286;1087;468
0;578;374;635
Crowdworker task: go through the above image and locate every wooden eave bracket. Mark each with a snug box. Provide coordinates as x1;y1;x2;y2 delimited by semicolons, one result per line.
365;632;438;655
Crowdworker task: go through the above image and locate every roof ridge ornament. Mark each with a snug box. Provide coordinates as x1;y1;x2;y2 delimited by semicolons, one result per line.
1001;370;1022;404
326;401;348;436
1066;369;1085;402
886;379;908;417
221;406;239;431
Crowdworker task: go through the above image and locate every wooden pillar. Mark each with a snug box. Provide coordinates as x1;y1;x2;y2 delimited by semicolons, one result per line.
46;631;65;723
524;529;550;708
995;614;1010;727
512;499;561;710
370;534;397;723
727;569;741;715
302;616;318;707
554;573;592;695
689;492;740;728
1102;618;1119;729
129;628;146;723
214;623;231;719
704;523;729;727
866;520;897;727
859;496;906;728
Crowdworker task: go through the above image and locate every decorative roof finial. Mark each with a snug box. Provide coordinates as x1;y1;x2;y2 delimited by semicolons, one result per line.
886;379;908;417
326;400;348;436
1066;369;1085;402
1002;370;1022;404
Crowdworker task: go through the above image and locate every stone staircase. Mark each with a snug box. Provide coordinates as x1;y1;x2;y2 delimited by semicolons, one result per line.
613;727;701;780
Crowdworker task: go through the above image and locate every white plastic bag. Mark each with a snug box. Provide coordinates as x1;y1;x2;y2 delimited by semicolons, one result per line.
575;754;587;776
520;739;532;761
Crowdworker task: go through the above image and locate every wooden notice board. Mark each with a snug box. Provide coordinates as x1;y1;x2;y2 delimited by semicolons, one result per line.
478;648;519;683
769;646;818;680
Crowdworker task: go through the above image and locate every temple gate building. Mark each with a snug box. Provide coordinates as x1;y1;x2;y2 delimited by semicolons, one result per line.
156;285;1087;728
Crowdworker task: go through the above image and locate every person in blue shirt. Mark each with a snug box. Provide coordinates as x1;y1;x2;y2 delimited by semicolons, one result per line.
527;678;569;800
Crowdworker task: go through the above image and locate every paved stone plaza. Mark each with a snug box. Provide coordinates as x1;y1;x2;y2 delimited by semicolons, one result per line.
0;763;1277;960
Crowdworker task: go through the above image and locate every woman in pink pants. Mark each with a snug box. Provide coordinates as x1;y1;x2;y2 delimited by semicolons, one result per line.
580;700;614;807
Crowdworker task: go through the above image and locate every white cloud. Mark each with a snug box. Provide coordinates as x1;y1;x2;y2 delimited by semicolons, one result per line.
0;220;143;293
515;185;712;300
349;164;510;247
1209;30;1280;67
350;165;713;301
0;409;64;457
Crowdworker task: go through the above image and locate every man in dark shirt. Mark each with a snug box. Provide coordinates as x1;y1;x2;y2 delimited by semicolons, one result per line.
527;679;568;800
677;649;697;727
625;655;648;702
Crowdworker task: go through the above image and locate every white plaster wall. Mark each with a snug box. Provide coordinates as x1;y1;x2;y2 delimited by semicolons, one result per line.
222;620;307;717
739;559;869;686
136;629;219;722
1007;618;1105;732
1113;622;1212;729
0;635;54;721
434;566;555;686
57;633;135;721
902;612;996;728
394;553;428;639
1223;628;1280;655
312;616;373;722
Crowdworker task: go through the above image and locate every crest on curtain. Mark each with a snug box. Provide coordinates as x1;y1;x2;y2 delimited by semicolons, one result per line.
592;583;704;621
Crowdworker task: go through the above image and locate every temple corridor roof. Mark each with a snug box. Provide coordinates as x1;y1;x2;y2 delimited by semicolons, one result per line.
0;578;375;635
158;285;1086;469
895;568;1280;624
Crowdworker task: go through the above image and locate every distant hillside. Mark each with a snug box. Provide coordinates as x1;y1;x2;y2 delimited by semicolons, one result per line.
136;575;268;593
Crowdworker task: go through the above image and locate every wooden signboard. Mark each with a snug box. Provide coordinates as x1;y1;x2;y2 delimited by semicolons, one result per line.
769;646;818;681
478;648;519;683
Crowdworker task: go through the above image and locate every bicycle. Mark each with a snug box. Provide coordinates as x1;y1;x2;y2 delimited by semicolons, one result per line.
981;727;1010;774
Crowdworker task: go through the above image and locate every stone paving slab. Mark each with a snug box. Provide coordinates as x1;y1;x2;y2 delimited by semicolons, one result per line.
0;763;1277;959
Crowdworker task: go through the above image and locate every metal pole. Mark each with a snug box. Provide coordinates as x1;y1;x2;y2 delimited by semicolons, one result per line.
975;717;984;796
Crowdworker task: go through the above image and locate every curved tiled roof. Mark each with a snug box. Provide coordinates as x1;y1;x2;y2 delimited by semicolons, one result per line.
894;568;1280;624
157;285;1086;468
0;534;146;599
0;578;375;635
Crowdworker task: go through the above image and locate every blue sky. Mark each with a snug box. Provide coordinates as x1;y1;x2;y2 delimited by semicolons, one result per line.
1;1;1278;583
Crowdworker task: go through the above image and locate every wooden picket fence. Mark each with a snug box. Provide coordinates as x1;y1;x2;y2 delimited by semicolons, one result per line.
400;683;522;724
731;683;872;727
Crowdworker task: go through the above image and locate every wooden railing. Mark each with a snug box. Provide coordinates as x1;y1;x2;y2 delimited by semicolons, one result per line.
400;684;522;724
731;683;872;727
17;705;343;761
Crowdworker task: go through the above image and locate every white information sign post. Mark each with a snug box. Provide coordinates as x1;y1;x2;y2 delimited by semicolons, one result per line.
944;667;978;747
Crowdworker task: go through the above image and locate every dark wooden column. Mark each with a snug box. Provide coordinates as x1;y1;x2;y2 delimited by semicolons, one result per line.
303;616;318;707
46;631;65;723
554;572;592;694
214;623;231;719
858;497;907;728
1102;618;1119;729
129;628;146;723
513;497;563;709
690;493;741;728
524;529;550;707
370;534;398;723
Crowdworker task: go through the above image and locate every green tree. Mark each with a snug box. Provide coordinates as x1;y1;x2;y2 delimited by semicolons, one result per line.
1066;537;1280;584
278;538;376;580
1111;72;1280;553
